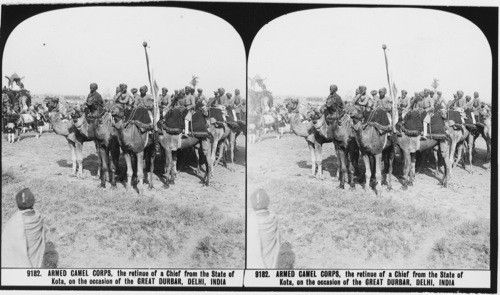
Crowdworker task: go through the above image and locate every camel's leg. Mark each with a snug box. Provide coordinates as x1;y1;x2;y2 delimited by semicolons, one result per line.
439;141;450;188
124;153;133;191
229;132;236;172
362;154;370;190
68;140;77;176
466;133;474;172
171;150;178;183
136;152;144;194
74;141;84;179
308;141;317;177
210;138;218;170
385;148;394;190
401;150;410;190
484;130;491;162
455;142;465;169
163;148;172;188
315;142;323;180
337;148;347;189
449;137;458;168
373;153;383;196
99;146;109;188
109;147;119;187
347;148;357;189
194;146;201;175
213;141;225;169
147;148;155;190
432;147;440;175
409;152;416;186
202;139;212;186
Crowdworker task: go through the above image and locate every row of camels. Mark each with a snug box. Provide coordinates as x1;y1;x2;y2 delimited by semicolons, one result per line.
43;97;242;194
284;98;491;196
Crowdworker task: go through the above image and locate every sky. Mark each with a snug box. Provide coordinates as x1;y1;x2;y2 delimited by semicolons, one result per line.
249;8;492;102
2;7;246;98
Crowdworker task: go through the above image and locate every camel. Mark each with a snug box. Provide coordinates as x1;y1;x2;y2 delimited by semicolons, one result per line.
397;110;451;190
470;109;491;163
68;105;121;188
15;113;40;140
112;106;156;194
208;107;238;172
348;107;395;195
446;123;473;175
158;108;213;187
44;98;94;178
285;98;358;186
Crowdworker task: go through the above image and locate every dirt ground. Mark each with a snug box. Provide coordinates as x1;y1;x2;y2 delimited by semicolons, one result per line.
248;126;491;269
2;128;245;268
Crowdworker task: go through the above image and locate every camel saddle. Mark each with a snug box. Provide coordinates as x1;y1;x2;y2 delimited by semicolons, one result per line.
428;111;447;140
209;107;239;129
191;111;209;137
402;110;424;136
363;109;392;135
463;109;476;129
446;110;465;130
163;108;188;134
124;107;153;133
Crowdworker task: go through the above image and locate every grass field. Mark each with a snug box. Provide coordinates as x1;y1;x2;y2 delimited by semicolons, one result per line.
2;129;245;268
248;125;490;269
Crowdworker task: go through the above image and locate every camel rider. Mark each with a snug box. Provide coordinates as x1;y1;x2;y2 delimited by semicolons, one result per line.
159;87;170;117
434;91;445;109
130;88;139;106
353;85;372;113
86;83;104;115
472;91;481;121
421;89;435;138
216;87;229;121
183;86;196;136
196;88;207;107
207;90;219;108
452;90;467;122
233;89;242;120
114;84;134;110
372;87;393;124
225;92;238;120
398;90;410;119
465;95;476;124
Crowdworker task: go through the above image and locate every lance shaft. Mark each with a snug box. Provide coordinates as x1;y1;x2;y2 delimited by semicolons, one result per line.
382;44;396;132
143;42;157;131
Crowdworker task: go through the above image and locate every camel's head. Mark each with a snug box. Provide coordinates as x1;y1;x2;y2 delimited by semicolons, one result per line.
110;103;125;123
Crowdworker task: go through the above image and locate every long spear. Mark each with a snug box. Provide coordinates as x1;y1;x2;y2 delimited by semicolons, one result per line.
143;41;157;131
382;44;396;132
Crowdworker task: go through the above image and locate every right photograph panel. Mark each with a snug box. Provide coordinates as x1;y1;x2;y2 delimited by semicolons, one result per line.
247;7;491;274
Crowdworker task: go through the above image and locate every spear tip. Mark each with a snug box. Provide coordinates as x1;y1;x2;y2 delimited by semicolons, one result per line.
143;41;148;47
382;44;387;50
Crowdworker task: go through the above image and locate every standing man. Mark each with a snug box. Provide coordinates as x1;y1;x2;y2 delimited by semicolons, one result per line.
86;83;104;113
1;188;46;268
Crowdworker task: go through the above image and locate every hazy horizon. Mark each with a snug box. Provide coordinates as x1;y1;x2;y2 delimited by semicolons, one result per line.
3;7;246;98
249;8;492;103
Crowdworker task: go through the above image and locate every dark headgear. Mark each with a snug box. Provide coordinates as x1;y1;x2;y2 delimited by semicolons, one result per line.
90;83;98;90
162;87;168;92
370;90;378;96
379;87;387;94
330;85;338;93
16;188;35;210
437;91;442;95
131;88;138;93
120;84;127;91
197;88;203;92
250;189;270;211
140;85;148;92
402;90;407;95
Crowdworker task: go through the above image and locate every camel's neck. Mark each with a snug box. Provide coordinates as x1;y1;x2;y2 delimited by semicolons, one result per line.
48;112;71;136
289;112;311;137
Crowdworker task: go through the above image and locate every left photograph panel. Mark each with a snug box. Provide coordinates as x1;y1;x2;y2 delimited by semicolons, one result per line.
1;6;246;269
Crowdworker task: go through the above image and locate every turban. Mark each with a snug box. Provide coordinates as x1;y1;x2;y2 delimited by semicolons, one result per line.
474;91;479;97
370;90;378;96
358;85;366;93
437;91;442;95
140;85;148;92
457;90;464;96
402;90;407;95
131;88;138;93
235;89;240;94
379;87;387;94
227;93;233;98
466;95;471;100
250;189;270;211
16;188;35;210
90;83;98;90
120;83;127;91
197;88;203;92
430;90;434;95
330;85;338;92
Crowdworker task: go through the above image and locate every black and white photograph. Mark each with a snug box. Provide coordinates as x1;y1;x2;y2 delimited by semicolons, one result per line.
247;7;492;270
1;6;246;269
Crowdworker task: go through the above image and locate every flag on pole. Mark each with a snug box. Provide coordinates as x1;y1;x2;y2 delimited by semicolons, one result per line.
382;44;398;131
143;41;158;131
